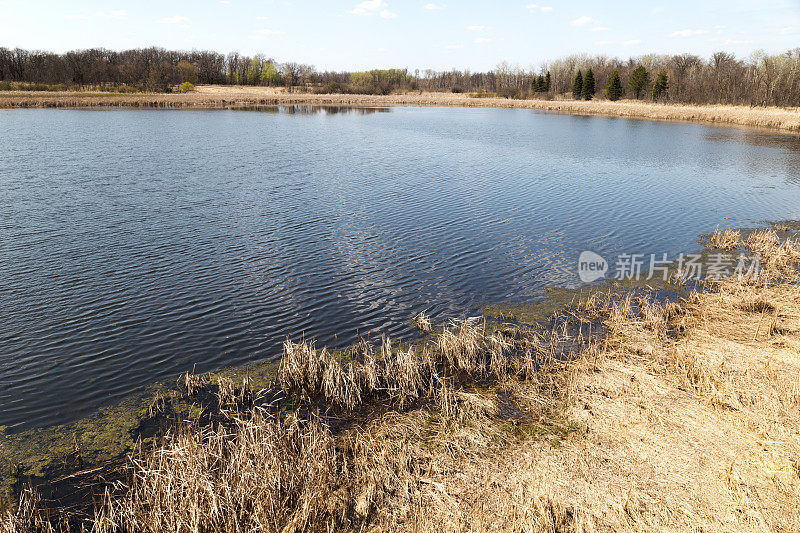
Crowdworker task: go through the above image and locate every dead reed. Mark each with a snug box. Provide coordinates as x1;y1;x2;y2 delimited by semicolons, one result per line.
706;227;741;251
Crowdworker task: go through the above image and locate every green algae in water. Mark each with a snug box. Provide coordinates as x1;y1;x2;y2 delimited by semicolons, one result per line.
0;358;281;513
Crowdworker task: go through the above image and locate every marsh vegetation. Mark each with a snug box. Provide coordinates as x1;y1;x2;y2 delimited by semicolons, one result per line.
3;224;800;531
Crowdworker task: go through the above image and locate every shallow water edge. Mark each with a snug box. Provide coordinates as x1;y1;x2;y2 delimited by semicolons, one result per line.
5;221;799;515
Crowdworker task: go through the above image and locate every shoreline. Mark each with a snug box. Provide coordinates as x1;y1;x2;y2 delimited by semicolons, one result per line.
3;221;800;530
2;86;800;133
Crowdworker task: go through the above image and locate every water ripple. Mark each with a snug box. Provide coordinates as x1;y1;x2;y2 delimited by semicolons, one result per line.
1;107;800;431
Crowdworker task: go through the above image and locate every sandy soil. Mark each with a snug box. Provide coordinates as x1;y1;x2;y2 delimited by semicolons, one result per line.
2;85;799;132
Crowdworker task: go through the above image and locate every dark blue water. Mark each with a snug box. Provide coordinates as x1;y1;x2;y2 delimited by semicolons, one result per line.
2;106;799;431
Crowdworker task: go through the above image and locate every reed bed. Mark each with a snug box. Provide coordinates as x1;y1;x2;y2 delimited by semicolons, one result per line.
3;308;580;532
2;87;800;132
4;226;800;532
278;316;568;412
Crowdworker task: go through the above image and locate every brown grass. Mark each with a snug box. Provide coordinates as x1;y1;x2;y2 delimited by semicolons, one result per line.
2;86;800;132
4;226;800;532
707;227;742;250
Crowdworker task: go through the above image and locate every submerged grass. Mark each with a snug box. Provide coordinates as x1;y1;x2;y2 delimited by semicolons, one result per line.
4;223;800;531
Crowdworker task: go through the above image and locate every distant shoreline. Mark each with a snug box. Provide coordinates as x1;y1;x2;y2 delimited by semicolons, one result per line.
2;85;800;133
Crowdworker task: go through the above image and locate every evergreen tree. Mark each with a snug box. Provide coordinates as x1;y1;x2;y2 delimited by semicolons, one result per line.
652;70;669;101
572;70;583;99
582;68;595;100
544;71;551;92
627;65;649;99
536;75;546;92
606;70;622;101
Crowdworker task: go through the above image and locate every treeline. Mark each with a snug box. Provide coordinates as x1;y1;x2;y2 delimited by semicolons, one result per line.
0;47;405;94
484;51;800;107
2;47;799;107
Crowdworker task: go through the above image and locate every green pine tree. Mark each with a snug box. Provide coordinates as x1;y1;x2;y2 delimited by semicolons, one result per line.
606;70;622;101
627;65;649;100
572;70;583;99
652;70;669;101
544;71;551;92
582;68;596;100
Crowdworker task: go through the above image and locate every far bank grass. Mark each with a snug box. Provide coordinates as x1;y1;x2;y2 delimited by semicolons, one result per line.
1;86;799;132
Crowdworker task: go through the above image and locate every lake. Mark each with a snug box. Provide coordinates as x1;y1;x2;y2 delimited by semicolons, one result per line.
2;105;799;431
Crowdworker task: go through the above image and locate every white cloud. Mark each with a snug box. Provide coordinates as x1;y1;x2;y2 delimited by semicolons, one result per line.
158;15;189;24
467;25;490;31
348;0;382;15
623;39;642;46
778;26;796;35
571;16;597;27
377;47;388;52
348;0;395;17
474;37;492;43
590;26;609;32
669;28;709;38
248;28;285;39
526;4;553;13
445;44;464;50
95;10;127;19
424;2;445;10
66;10;126;20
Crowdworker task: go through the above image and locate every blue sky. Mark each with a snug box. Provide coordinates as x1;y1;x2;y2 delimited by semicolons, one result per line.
1;0;799;71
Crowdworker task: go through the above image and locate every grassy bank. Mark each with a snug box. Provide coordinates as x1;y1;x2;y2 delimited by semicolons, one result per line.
2;223;800;531
1;86;800;132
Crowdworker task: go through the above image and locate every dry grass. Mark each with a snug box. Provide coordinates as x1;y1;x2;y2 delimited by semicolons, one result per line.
2;311;575;531
411;312;432;333
5;226;800;532
392;228;800;532
707;227;742;251
93;411;341;533
279;318;562;412
746;229;800;279
2;86;800;132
